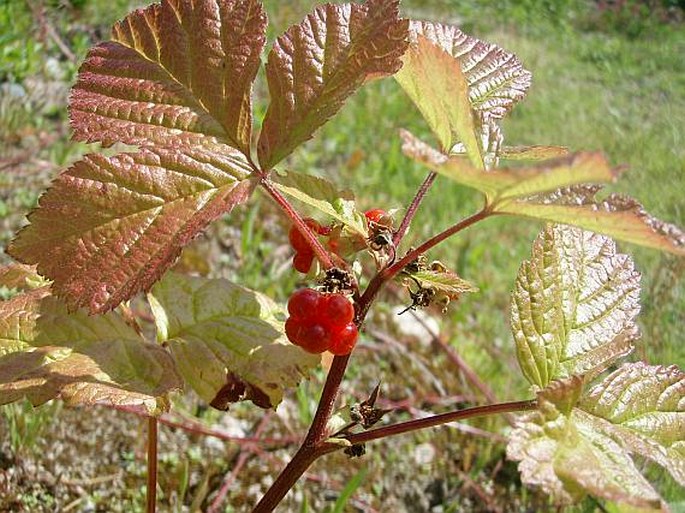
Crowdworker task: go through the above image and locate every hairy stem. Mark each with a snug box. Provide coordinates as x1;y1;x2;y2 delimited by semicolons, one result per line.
259;177;334;269
359;206;491;320
393;171;437;246
146;417;158;513
341;400;536;445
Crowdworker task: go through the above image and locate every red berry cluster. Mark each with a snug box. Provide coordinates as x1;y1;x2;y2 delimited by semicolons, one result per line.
289;218;330;273
285;288;358;355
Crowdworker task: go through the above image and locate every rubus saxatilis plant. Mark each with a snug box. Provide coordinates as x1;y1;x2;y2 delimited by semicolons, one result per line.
1;0;684;511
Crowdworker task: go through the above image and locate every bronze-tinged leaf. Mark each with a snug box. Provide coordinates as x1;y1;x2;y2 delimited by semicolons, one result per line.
148;273;320;409
0;289;182;413
9;147;255;313
500;145;570;161
0;264;48;292
257;0;409;170
71;0;267;154
410;21;532;120
499;190;685;256
395;34;483;166
511;225;640;388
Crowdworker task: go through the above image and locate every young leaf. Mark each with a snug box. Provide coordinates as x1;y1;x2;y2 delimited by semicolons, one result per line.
401;129;616;204
0;288;182;413
508;378;666;510
71;0;267;154
579;362;685;486
9;148;255;313
274;171;367;237
395;34;483;166
498;190;685;256
148;273;319;409
257;0;409;170
409;21;532;120
511;224;640;388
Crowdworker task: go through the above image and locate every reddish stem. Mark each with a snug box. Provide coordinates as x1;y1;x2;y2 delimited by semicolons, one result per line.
259;177;334;269
146;417;158;513
340;400;535;445
393;171;437;246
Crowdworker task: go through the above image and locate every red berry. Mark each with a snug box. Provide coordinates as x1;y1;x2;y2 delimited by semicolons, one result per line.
288;218;323;253
297;323;331;353
364;209;387;224
287;288;322;319
293;251;314;273
321;294;354;328
329;323;358;355
285;317;304;345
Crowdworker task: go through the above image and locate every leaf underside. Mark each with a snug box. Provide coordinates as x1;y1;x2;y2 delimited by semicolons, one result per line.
148;273;319;409
402;130;685;256
511;224;641;388
257;0;409;170
0;288;181;413
8;0;268;313
509;363;685;510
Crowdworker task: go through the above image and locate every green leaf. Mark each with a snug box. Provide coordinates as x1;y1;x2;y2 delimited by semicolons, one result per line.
409;21;531;120
9;148;255;313
148;273;319;409
508;378;666;510
579;362;685;486
498;190;685;256
395;34;483;166
274;172;367;237
401;130;617;204
511;224;640;388
406;269;478;297
0;288;181;413
257;0;409;170
72;0;267;154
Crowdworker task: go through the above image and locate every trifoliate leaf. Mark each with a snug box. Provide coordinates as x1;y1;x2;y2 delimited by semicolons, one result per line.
274;172;367;237
257;0;409;169
9;148;255;313
0;288;182;414
508;378;665;510
401;130;616;204
395;34;483;166
579;362;685;486
9;0;268;313
409;21;531;120
499;190;685;256
148;273;319;409
511;224;640;388
71;0;267;154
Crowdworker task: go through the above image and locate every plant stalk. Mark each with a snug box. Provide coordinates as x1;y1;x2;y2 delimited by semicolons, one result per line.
147;416;158;513
393;171;437;246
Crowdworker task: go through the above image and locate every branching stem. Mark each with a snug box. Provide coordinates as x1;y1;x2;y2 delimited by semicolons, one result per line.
393;171;437;246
